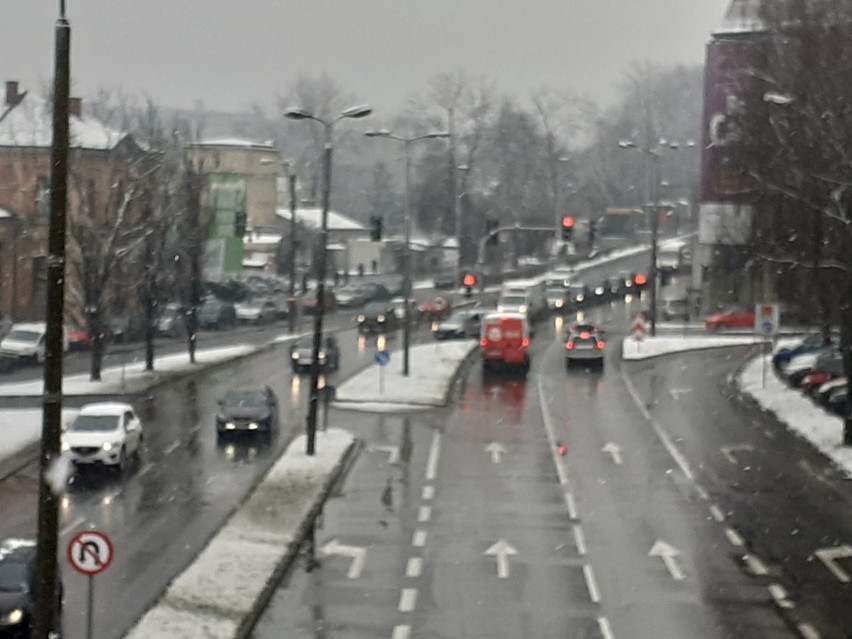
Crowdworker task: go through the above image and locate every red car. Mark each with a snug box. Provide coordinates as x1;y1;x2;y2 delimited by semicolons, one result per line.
66;324;91;350
704;308;754;331
418;295;452;321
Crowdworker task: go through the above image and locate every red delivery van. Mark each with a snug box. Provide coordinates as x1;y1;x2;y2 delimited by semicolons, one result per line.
480;312;531;376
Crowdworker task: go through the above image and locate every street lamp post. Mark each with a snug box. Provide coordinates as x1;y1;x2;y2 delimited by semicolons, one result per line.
618;138;695;337
365;129;450;377
285;105;372;455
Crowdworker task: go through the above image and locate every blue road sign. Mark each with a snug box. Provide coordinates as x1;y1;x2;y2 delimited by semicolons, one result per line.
375;350;390;366
761;319;774;335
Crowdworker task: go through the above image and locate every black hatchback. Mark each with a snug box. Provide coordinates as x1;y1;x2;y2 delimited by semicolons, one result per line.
215;386;279;438
357;302;399;333
0;538;62;638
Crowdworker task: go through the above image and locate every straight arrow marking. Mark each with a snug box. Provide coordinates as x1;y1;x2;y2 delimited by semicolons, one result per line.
601;442;623;465
484;539;518;578
484;442;507;464
669;388;693;400
815;545;852;583
320;539;368;579
649;540;685;581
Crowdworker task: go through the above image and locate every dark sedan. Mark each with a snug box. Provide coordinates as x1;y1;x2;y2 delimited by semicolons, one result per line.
357;302;399;333
215;387;279;438
0;538;62;637
290;336;341;373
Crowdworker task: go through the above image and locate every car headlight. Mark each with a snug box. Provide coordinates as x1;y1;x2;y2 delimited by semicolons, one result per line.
291;352;299;360
4;608;23;625
225;422;236;430
248;422;259;430
576;295;584;302
518;305;527;314
319;351;327;359
61;441;70;452
555;300;564;308
357;315;365;322
102;442;113;451
378;315;385;322
595;287;604;295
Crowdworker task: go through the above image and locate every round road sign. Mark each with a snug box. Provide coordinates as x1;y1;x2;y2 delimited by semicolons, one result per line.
761;319;774;334
67;530;113;576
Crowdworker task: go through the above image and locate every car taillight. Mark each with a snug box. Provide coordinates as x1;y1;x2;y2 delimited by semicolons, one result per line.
521;338;529;347
596;341;605;350
480;338;487;347
566;342;575;350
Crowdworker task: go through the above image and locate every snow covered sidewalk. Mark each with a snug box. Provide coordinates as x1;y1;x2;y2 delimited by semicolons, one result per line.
125;429;356;639
622;334;762;360
738;355;852;477
334;340;478;412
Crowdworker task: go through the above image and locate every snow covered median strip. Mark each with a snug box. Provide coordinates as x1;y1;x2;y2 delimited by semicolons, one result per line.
334;340;477;411
622;335;762;360
738;355;852;476
125;428;356;639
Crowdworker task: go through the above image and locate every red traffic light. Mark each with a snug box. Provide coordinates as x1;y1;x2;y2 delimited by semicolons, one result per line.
561;216;575;229
634;273;647;286
463;273;477;287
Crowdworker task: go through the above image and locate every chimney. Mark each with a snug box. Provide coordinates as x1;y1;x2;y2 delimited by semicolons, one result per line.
5;81;18;106
69;97;82;118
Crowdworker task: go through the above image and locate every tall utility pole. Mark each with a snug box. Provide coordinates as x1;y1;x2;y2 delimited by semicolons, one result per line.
33;3;70;638
287;169;298;333
449;108;462;282
365;129;450;377
285;105;372;455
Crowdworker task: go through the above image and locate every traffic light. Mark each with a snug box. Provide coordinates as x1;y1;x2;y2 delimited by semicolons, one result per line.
561;215;575;241
634;272;648;290
485;217;499;246
463;273;477;298
369;215;383;241
234;211;247;238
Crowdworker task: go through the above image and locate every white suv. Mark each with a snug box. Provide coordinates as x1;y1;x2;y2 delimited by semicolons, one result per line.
0;322;68;363
62;403;144;473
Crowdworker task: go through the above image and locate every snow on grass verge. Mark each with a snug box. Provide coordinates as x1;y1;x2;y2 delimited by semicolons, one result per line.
622;334;762;360
125;428;356;639
738;355;852;476
334;340;477;411
0;408;80;466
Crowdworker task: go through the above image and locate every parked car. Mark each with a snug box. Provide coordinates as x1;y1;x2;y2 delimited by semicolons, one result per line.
358;301;400;333
433;269;457;290
290;336;341;373
827;386;849;417
156;303;186;337
433;308;487;340
704;307;755;331
301;290;337;314
197;299;237;330
61;402;144;473
773;332;833;371
793;349;843;389
816;377;847;405
215;386;279;439
480;312;530;376
0;537;62;637
235;298;278;325
419;295;452;321
66;323;91;350
565;323;606;370
0;322;68;363
781;348;835;386
335;285;369;308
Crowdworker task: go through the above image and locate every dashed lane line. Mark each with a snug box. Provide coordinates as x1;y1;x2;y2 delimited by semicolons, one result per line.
391;625;411;639
164;440;181;456
709;505;725;523
725;527;745;547
598;617;616;639
421;485;434;501
797;622;821;639
744;554;769;576
412;530;427;548
398;588;418;612
769;583;795;609
60;515;85;537
405;557;423;578
583;564;601;603
565;491;579;520
573;524;587;556
417;505;432;523
425;430;441;481
536;375;571;488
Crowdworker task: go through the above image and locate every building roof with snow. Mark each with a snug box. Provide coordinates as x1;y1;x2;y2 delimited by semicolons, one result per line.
0;93;130;151
713;0;765;35
190;138;276;150
276;207;366;232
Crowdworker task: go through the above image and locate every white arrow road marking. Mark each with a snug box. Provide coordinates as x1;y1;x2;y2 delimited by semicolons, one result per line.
601;442;623;465
484;539;518;579
669;388;693;400
649;540;685;581
368;444;400;464
484;442;507;464
720;444;756;465
320;539;367;579
815;545;852;583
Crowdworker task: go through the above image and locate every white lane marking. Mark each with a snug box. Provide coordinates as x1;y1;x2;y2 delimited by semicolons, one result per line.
406;557;423;578
621;369;695;481
798;622;821;639
319;539;367;579
721;443;756;465
744;554;769;576
164;440;181;456
598;617;615;639
536;375;570;486
484;539;518;579
391;626;411;639
412;530;427;547
583;564;601;603
417;505;432;523
421;485;435;501
565;491;579;520
696;485;710;500
649;540;685;581
769;583;794;609
425;430;441;481
709;505;725;522
398;587;418;612
573;525;587;556
138;463;154;477
814;545;852;583
60;516;85;537
484;441;507;463
368;444;401;464
725;528;745;547
601;442;623;465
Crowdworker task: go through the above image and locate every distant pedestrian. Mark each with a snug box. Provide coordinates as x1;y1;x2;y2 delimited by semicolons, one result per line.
371;259;378;273
358;263;365;278
381;476;394;512
333;271;340;286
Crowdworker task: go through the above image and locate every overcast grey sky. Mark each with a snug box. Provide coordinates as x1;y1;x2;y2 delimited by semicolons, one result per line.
4;1;729;114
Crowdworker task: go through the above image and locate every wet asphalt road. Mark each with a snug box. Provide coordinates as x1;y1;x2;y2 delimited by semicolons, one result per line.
251;296;796;639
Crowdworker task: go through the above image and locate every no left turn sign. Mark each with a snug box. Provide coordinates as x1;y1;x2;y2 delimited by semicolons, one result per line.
67;530;113;576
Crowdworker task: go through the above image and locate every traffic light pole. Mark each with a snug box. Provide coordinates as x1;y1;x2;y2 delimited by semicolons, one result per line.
402;140;412;377
287;172;298;334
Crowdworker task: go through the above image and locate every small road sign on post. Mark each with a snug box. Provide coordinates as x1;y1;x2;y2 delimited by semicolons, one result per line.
375;350;390;394
68;529;114;639
632;316;647;343
754;303;779;388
